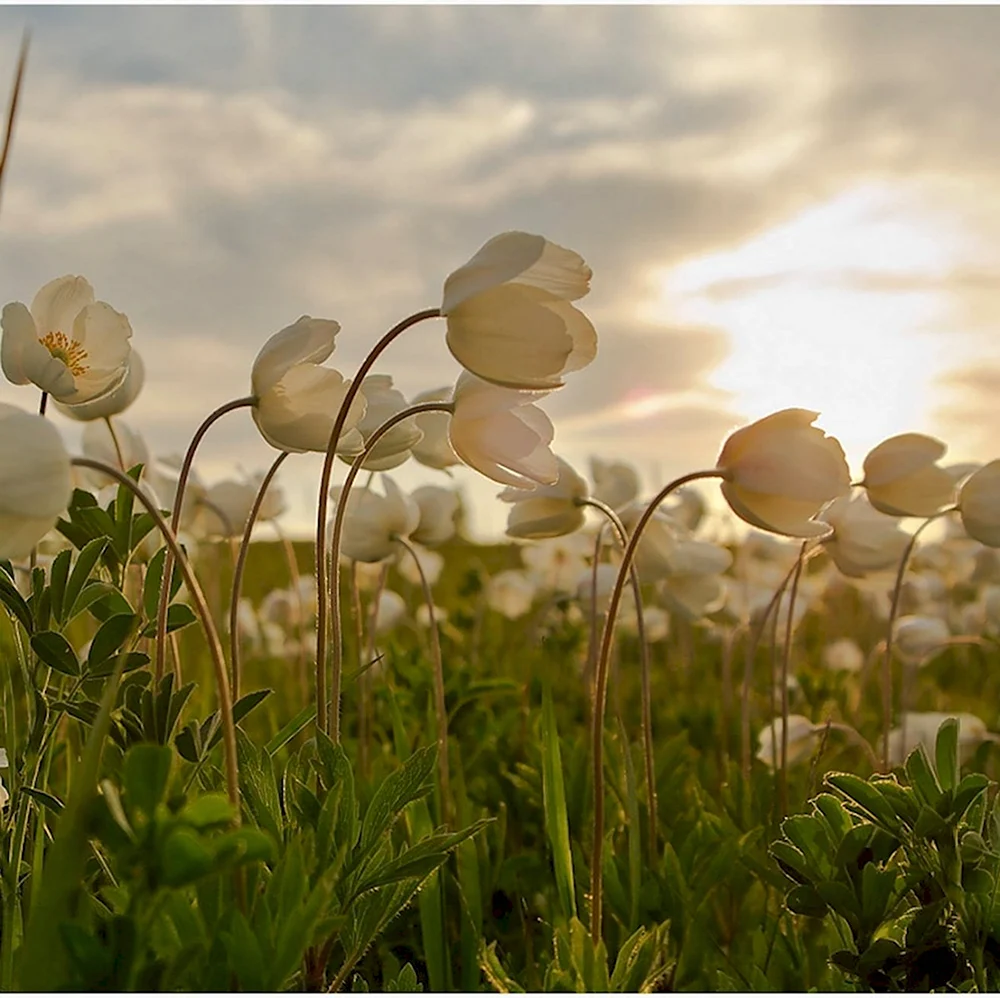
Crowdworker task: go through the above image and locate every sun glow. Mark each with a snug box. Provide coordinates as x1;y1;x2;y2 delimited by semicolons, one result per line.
651;183;981;473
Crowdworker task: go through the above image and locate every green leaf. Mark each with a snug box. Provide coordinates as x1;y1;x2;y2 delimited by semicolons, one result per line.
142;547;183;620
178;793;235;830
813;793;854;844
478;940;525;993
123;744;173;819
48;549;72;624
826;772;900;831
387;962;421;992
935;717;961;793
20;786;65;815
860;863;896;930
359;744;436;856
31;630;80;677
0;570;33;633
785;884;828;918
63;538;110;621
221;910;266;992
905;744;943;806
139;602;197;638
264;705;315;757
87;613;137;671
951;773;990;821
540;682;576;921
160;826;215;887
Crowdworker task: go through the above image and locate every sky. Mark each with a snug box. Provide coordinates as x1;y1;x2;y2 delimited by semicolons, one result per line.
1;5;999;540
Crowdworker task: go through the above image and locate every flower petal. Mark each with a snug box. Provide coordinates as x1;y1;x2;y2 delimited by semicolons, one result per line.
30;275;95;336
252;317;340;397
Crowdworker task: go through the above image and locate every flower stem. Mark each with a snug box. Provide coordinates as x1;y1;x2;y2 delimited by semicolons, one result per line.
313;309;440;739
103;416;126;471
323;395;449;740
779;543;808;817
229;451;289;702
154;396;255;682
0;32;28;212
72;457;240;808
37;391;47;416
881;512;949;770
577;495;659;866
397;534;452;826
589;470;722;946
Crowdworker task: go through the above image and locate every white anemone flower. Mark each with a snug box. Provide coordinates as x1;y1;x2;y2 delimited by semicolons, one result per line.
410;485;460;547
347;375;422;471
198;475;286;539
331;475;419;563
521;532;593;594
449;372;558;489
55;350;145;421
756;715;823;768
893;614;950;665
443;231;597;391
2;276;133;405
397;543;444;588
487;569;538;619
501;457;589;540
251;316;366;454
861;433;956;518
0;404;73;559
411;387;460;471
821;638;865;673
820;493;910;578
374;589;407;635
887;712;998;766
959;460;1000;548
590;457;640;512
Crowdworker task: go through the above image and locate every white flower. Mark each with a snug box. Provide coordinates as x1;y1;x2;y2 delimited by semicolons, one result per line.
411;387;460;471
397;543;444;588
887;712;997;767
54;349;145;421
861;433;956;518
820;494;910;578
410;485;460;547
893;614;950;665
589;457;639;512
2;276;133;404
348;375;423;471
487;569;537;619
821;638;865;673
0;404;73;559
331;475;419;563
521;532;593;594
251;316;366;454
198;474;285;539
374;589;407;635
449;371;558;488
443;231;597;390
500;457;589;540
756;715;822;768
958;460;1000;548
79;419;161;493
717;409;851;538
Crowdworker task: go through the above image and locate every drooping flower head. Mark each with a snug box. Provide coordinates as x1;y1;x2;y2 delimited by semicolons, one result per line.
2;276;133;404
500;456;589;540
861;433;956;517
717;409;851;538
958;460;1000;548
55;350;145;421
251;316;366;454
443;232;597;391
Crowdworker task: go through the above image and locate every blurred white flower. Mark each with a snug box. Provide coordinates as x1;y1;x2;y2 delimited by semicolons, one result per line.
756;715;822;768
416;603;448;628
374;589;407;635
821;637;865;673
893;614;950;665
410;485;460;547
618;603;670;643
590;457;639;512
348;375;422;471
820;494;910;578
449;371;558;488
0;404;73;560
198;474;285;539
521;532;593;594
331;475;419;563
411;387;460;471
2;276;133;404
397;543;444;588
862;433;956;518
501;457;589;540
443;231;597;391
887;712;997;766
717;409;850;538
487;569;537;619
959;460;1000;548
251;316;366;454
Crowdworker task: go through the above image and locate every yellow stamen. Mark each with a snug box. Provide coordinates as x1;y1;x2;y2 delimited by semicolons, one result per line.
39;330;89;376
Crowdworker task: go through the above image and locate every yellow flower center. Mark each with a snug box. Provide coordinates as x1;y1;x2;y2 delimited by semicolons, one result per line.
39;330;89;376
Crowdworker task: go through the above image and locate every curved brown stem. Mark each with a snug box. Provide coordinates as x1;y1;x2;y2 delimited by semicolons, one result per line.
589;470;723;945
154;395;255;682
314;308;441;739
779;543;808;816
0;32;28;211
397;534;452;826
103;417;127;471
72;457;240;808
577;495;658;865
323;397;450;739
881;511;951;770
229;451;289;702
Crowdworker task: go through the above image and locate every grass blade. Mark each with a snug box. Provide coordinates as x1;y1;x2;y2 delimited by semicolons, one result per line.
541;679;577;921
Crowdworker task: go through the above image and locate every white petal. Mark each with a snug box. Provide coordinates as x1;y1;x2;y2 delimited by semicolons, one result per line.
30;276;95;336
252;316;340;396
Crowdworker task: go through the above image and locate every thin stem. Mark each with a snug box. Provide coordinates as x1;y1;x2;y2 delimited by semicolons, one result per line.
577;495;658;865
103;416;127;471
779;543;808;817
350;561;371;780
397;534;452;826
154;395;255;682
323;396;450;739
314;308;441;738
0;32;28;212
881;512;947;771
37;391;47;417
229;451;289;702
72;457;240;809
589;470;722;946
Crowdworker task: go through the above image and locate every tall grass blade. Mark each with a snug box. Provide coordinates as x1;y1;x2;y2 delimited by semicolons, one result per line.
541;678;577;921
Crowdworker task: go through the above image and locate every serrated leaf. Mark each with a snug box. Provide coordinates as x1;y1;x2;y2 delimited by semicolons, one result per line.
826;772;899;831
